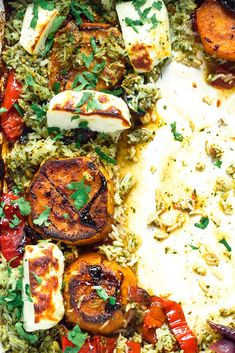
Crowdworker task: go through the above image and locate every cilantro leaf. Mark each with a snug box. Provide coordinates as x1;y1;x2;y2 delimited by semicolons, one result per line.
189;244;199;250
0;107;7;113
25;284;33;302
65;325;88;353
25;74;35;87
125;17;143;33
95;148;116;165
94;286;116;305
53;81;61;94
67;179;91;211
170;122;184;142
11;197;31;216
9;215;21;229
153;1;163;10
13;103;24;117
79;121;89;129
0;202;5;219
42;15;66;56
214;160;222;168
82;52;94;69
30;3;39;29
31;272;43;284
31;103;46;122
219;239;232;252
90;36;98;53
15;322;38;344
70;1;94;26
33;206;51;227
101;88;123;97
194;216;209;230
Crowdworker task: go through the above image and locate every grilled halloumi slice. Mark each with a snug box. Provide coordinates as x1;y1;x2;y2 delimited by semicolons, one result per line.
22;243;64;332
116;0;171;73
47;90;131;133
20;4;59;55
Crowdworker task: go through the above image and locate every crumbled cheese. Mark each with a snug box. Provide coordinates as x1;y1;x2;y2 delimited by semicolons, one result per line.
214;177;232;193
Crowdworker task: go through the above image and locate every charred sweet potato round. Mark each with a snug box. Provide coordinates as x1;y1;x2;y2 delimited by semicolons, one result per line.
27;158;114;245
49;21;126;92
196;0;235;61
63;253;137;335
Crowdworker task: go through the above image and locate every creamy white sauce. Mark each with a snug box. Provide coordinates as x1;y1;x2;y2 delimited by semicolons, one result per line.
127;61;235;341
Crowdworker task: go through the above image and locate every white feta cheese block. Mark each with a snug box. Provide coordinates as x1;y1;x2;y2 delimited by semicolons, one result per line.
116;0;171;73
20;4;59;55
47;90;132;133
22;242;65;332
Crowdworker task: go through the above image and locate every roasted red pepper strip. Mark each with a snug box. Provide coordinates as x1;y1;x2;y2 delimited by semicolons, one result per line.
127;341;141;353
142;298;166;344
1;71;24;141
152;296;198;353
0;193;26;267
62;335;116;353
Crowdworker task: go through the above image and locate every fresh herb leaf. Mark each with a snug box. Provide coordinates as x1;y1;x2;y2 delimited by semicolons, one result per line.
31;272;43;284
95;148;116;165
214;160;222;168
71;114;81;121
153;1;163;10
30;3;39;29
42;15;66;56
194;216;209;230
92;61;106;74
79;121;89;129
0;107;7;113
86;96;102;111
53;81;61;94
73;75;89;90
25;74;35;87
170;122;184;142
150;13;160;29
95;286;116;305
9;215;21;229
47;126;60;134
63;213;69;219
82;52;94;69
219;239;232;252
15;322;38;344
31;103;46;122
25;284;33;302
67;179;91;211
65;325;88;353
189;244;199;250
125;17;143;33
11;197;31;216
33;206;51;227
101;88;123;97
0;202;5;219
70;1;94;26
13;103;24;117
90;36;98;53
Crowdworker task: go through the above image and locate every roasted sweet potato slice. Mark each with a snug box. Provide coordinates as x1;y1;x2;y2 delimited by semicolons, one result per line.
27;158;114;245
63;253;137;335
196;0;235;61
49;21;126;92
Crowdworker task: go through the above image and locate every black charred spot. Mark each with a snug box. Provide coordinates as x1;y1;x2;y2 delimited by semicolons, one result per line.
89;265;103;284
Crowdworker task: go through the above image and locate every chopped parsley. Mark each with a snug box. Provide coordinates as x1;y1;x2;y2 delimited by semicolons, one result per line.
30;0;55;29
219;239;232;252
31;103;46;122
82;53;94;69
65;325;88;353
70;1;94;26
25;284;33;302
0;202;5;219
67;179;91;211
214;160;222;168
11;197;31;216
194;216;209;230
94;286;116;305
79;121;89;129
15;322;38;344
125;18;143;33
9;215;21;229
42;15;66;56
13;103;24;117
0;107;7;113
25;74;35;87
33;206;51;227
170;122;184;142
95;148;116;165
153;1;163;10
90;36;98;53
53;81;61;94
101;88;123;97
31;272;43;284
189;244;199;250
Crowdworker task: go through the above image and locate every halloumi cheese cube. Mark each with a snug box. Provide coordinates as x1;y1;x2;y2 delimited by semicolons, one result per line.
116;0;171;73
22;242;64;332
47;90;132;133
20;4;59;55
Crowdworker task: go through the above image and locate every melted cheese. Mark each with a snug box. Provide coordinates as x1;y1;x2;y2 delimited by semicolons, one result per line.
20;4;59;55
116;0;171;73
47;90;131;133
126;61;235;343
22;243;64;332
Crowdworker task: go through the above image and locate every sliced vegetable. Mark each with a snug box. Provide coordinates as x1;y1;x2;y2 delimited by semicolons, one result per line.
127;341;141;353
62;335;116;353
129;286;151;307
0;193;27;267
209;339;235;353
208;321;235;343
1;71;24;141
142;297;166;344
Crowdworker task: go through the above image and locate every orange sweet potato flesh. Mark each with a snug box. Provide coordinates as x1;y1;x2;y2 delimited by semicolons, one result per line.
196;0;235;61
63;253;137;335
27;157;114;245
